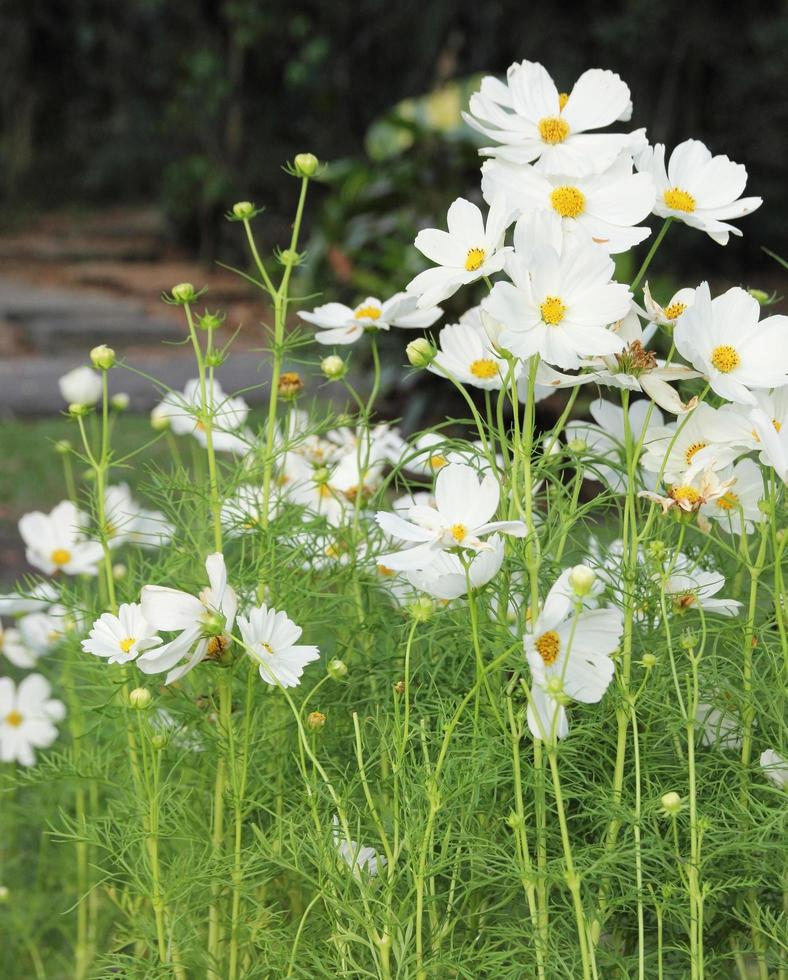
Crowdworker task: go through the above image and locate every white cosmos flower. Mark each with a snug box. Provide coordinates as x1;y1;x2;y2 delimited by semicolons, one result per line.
429;312;512;390
760;749;788;790
82;602;161;665
298;292;442;345
0;622;37;668
332;815;385;878
237;604;319;687
138;553;238;684
525;569;623;743
375;462;527;571
640;467;736;523
696;701;742;751
699;458;765;535
104;484;173;549
221;484;280;536
481;154;655;253
674;284;788;406
0;582;59;616
636;139;762;244
407;196;511;308
154;379;251;453
641;402;744;484
16;605;80;657
664;567;741;617
750;407;788;483
0;674;66;767
58;365;103;406
19;501;103;577
406;534;505;600
483;236;631;370
565;397;664;493
715;389;788;455
642;282;697;327
463;60;644;174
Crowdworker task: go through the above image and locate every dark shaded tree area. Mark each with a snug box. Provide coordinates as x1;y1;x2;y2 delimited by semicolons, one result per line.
1;0;786;274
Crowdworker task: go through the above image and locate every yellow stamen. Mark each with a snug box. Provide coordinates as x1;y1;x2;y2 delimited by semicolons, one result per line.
450;523;467;543
469;358;499;380
261;641;274;655
550;185;585;219
663;187;696;212
429;454;448;470
710;345;740;373
540;296;567;326
50;548;72;567
716;492;740;511
377;564;396;577
465;247;486;272
119;637;136;653
538;116;570;144
558;92;570;110
535;629;561;665
684;442;707;466
664;301;687;321
354;305;381;320
775;419;783;433
670;486;701;506
5;710;23;727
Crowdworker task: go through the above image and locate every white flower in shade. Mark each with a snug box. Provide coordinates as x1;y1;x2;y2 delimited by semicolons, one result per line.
463;61;644;174
375;462;527;571
637;139;762;244
81;603;161;665
406;534;505;600
138;553;238;684
104;484;173;549
407;196;511;308
0;674;66;767
699;458;765;535
58;366;103;406
760;749;788;790
642;282;697;328
237;604;319;687
696;701;742;751
221;484;280;536
481;155;655;253
664;566;741;617
524;569;623;743
15;606;78;658
483;237;631;370
332;816;385;878
19;501;103;577
715;389;788;455
154;380;251;453
565;397;665;492
750;407;788;483
641;403;744;484
429;312;512;390
298;292;442;345
0;623;37;668
674;284;788;405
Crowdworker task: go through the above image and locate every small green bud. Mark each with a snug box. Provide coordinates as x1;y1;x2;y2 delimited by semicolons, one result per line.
306;710;326;731
409;596;434;623
232;201;256;219
312;465;331;485
90;344;116;370
198;310;225;331
54;439;72;455
748;288;770;304
68;402;91;418
110;392;130;411
406;338;437;368
660;791;683;815
679;629;696;651
151;733;167;751
279;248;302;266
150;405;171;431
112;563;127;580
327;658;348;680
567;437;587;453
129;687;152;710
757;499;772;516
0;885;9;903
321;355;346;380
506;811;524;830
293;153;319;178
648;540;667;561
201;610;227;637
204;350;226;368
568;564;595;597
642;652;657;669
170;282;197;304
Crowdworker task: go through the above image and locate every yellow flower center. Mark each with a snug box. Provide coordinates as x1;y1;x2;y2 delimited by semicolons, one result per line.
550;185;586;219
538;116;570;144
664;301;687;321
684;442;707;466
540;295;567;326
377;564;396;577
450;523;467;543
119;637;136;653
535;629;561;665
354;305;381;320
670;486;701;506
50;548;72;566
469;358;499;380
710;345;740;373
429;454;448;470
465;247;487;272
558;92;569;110
716;492;740;511
5;710;23;727
775;419;783;433
663;187;696;212
318;483;333;498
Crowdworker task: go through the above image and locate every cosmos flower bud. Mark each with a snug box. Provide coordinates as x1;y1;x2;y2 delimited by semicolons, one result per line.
568;564;595;597
327;658;348;680
150;404;171;431
170;282;196;304
204;350;226;368
567;437;587;453
128;687;152;710
410;596;434;622
293;153;319;177
201;610;227;637
112;563;127;580
279;248;302;266
68;402;92;418
406;338;436;369
90;344;116;370
232;201;256;220
642;653;657;669
393;680;405;695
747;288;770;304
59;365;102;406
321;355;346;380
198;310;225;331
660;791;683;815
307;711;326;731
54;439;72;455
506;811;524;829
278;372;304;400
110;392;130;411
151;733;167;751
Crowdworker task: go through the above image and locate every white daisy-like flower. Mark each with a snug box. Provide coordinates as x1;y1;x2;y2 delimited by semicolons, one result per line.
641;402;744;484
481;155;655;253
664;566;741;617
463;61;644;175
375;462;527;571
104;484;173;550
696;701;742;751
483;236;631;370
642;282;697;328
715;389;788;455
332;815;386;878
636;139;762;244
760;749;788;790
406;534;505;600
81;602;161;665
138;553;238;684
0;674;66;767
0;622;37;669
237;604;319;688
429;311;512;390
699;458;765;535
58;365;103;406
14;606;77;658
525;569;623;743
640;467;736;520
19;501;104;577
407;196;511;308
0;582;59;616
750;407;788;483
153;379;251;453
221;484;280;537
298;292;442;345
674;283;788;406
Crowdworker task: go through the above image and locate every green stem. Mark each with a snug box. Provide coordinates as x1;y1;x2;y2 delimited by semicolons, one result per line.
630;217;673;293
